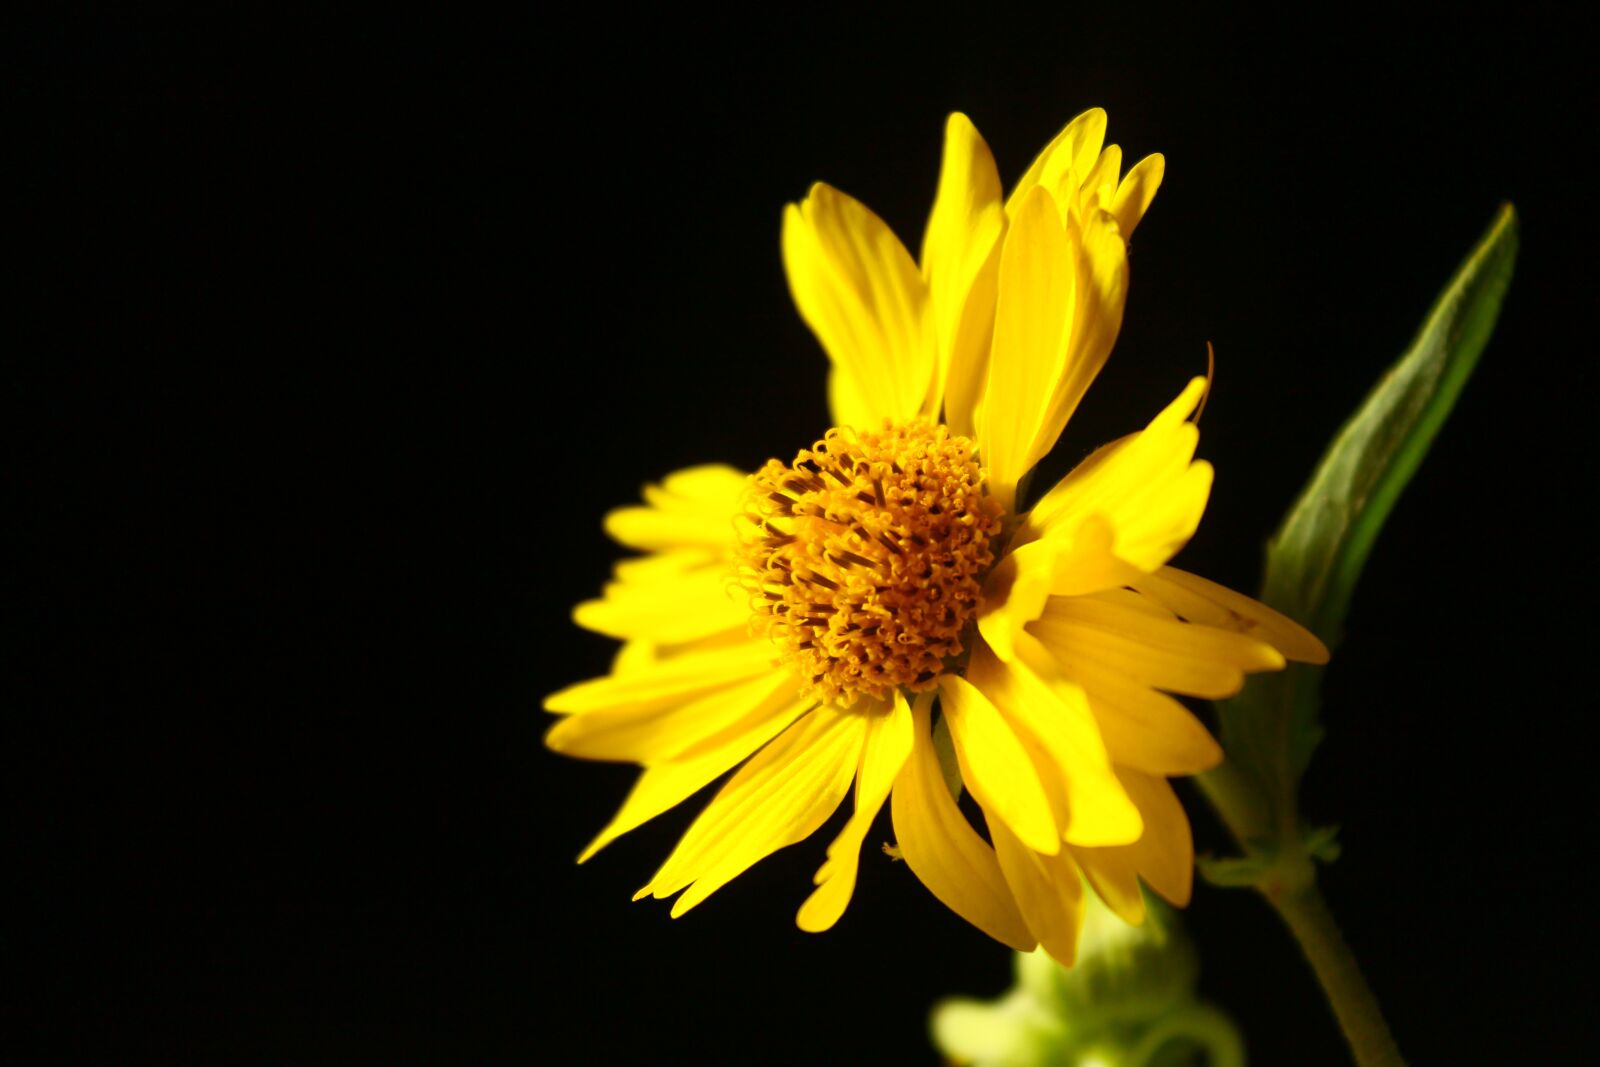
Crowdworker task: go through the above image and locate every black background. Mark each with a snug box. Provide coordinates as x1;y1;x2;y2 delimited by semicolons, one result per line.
10;13;1595;1064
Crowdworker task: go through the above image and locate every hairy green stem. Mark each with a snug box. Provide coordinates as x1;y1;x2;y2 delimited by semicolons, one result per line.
1274;887;1406;1067
1198;762;1405;1066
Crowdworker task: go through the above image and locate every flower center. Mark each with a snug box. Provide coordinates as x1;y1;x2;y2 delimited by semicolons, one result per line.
735;420;1004;706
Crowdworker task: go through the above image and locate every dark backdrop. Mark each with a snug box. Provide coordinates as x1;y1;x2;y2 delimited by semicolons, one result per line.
11;14;1594;1064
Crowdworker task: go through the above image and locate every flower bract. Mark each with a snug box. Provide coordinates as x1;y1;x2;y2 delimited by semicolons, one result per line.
545;109;1327;964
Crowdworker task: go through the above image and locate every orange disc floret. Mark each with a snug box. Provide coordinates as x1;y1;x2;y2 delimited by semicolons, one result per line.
734;420;1003;706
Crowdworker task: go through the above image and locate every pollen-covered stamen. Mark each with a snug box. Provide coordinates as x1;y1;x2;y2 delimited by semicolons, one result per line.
734;420;1004;706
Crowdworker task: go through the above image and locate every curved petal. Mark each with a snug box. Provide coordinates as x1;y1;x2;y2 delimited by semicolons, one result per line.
891;693;1035;951
827;365;878;433
1048;208;1128;435
1026;377;1213;573
988;815;1086;967
576;692;816;862
639;704;866;915
1081;144;1123;212
939;673;1059;854
602;464;748;552
979;514;1134;664
782;183;934;425
543;637;776;718
922;112;1005;436
797;691;914;932
1060;653;1223;777
1030;593;1284;700
978;184;1075;512
545;666;801;764
1006;108;1108;217
574;550;747;644
975;537;1057;663
968;639;1142;848
1130;566;1330;664
1069;767;1195;924
1112;153;1166;240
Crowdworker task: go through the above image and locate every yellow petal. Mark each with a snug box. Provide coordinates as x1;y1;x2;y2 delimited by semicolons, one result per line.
979;184;1074;512
543;638;776;716
647;465;753;512
573;557;747;644
545;668;800;764
1030;594;1282;700
782;183;934;424
1131;567;1330;664
921;113;1005;437
610;639;657;676
975;537;1058;663
1059;653;1223;777
827;365;877;433
1006;108;1108;217
1045;592;1284;673
891;693;1035;951
601;464;747;552
1048;210;1128;437
1068;842;1145;925
939;673;1060;855
1070;767;1195;923
968;639;1142;847
988;815;1086;967
1026;377;1212;573
1113;769;1194;907
1081;145;1124;211
641;704;866;915
796;692;914;932
576;693;815;863
1111;153;1165;239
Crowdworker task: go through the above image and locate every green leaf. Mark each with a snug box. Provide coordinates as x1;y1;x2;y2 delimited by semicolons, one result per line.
1212;204;1518;839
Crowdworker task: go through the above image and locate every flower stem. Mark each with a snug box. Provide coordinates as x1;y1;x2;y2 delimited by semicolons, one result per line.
1197;761;1406;1066
1272;885;1406;1067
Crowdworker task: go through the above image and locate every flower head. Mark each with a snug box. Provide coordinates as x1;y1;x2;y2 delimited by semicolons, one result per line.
545;110;1327;964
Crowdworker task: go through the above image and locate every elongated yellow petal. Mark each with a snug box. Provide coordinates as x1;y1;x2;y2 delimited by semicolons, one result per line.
543;638;776;717
922;113;1005;436
969;640;1142;847
1111;154;1165;239
1113;769;1194;907
1007;108;1108;217
1030;595;1281;700
1082;145;1123;211
1044;593;1285;674
1057;653;1223;776
545;668;800;763
1069;767;1195;924
797;692;914;932
782;183;934;425
979;515;1133;664
641;705;865;915
988;815;1086;966
1046;209;1127;434
602;464;748;552
576;693;815;863
940;673;1060;855
1026;377;1212;573
1131;567;1330;664
1067;842;1145;926
979;185;1075;511
891;693;1035;951
975;537;1057;663
827;365;877;433
573;557;747;644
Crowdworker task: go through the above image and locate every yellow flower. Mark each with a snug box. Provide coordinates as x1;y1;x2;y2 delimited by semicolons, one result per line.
545;109;1327;964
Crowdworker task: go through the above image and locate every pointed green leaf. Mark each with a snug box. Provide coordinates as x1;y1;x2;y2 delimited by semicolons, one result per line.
1211;204;1518;838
